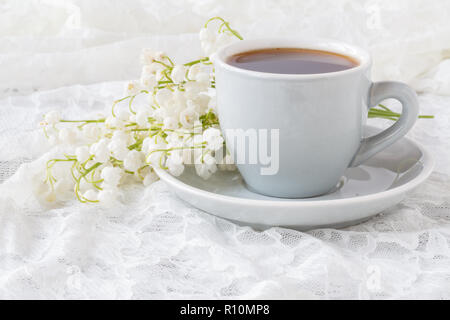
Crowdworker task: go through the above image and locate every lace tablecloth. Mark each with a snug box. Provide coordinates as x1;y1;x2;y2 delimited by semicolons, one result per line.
1;0;450;299
1;81;450;299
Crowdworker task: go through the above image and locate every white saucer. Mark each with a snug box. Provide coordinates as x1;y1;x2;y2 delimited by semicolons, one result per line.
155;126;434;230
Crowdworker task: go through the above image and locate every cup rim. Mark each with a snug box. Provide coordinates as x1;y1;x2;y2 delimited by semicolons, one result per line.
211;37;371;80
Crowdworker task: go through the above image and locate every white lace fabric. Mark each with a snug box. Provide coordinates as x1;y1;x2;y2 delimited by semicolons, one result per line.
1;0;450;299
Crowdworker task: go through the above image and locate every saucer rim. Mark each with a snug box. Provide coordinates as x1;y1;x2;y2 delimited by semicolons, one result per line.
155;135;434;208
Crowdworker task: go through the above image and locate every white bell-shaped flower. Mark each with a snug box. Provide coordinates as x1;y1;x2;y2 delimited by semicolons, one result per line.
100;166;123;187
123;150;144;172
170;65;187;84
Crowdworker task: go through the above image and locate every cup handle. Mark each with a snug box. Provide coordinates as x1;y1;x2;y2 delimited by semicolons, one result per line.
349;81;419;167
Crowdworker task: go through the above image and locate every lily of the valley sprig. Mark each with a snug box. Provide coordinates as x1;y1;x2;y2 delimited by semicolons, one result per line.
39;17;240;204
39;17;433;204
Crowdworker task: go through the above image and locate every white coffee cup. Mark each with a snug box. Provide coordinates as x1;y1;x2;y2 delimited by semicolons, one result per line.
212;38;419;198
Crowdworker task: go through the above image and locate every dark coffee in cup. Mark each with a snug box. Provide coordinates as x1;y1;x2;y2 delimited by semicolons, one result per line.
227;48;358;74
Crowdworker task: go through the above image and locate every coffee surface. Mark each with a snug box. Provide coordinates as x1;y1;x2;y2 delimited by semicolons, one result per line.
227;48;358;74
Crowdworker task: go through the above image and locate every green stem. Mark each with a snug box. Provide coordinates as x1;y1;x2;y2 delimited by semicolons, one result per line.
128;96;136;115
418;115;435;119
45;158;77;192
369;104;434;120
166;56;175;66
112;96;132;117
153;60;172;69
184;57;210;67
128;138;144;151
204;17;243;40
60;119;105;123
75;162;102;203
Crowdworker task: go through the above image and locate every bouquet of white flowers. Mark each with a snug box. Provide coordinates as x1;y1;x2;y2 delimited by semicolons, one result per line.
40;17;241;204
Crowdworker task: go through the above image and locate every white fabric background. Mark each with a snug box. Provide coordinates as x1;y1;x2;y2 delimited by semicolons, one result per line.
1;0;450;299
